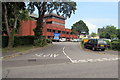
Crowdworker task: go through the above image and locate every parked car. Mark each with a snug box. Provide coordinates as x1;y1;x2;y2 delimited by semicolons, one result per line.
73;39;78;42
59;38;66;42
101;38;111;42
70;39;80;42
84;39;108;51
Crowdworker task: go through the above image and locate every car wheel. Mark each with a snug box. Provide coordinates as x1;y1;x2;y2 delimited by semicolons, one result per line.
92;47;96;51
101;49;105;51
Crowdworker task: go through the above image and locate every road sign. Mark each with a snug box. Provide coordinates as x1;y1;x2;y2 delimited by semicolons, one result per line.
54;33;60;40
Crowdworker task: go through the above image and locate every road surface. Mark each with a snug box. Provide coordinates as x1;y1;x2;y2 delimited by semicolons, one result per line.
2;42;118;78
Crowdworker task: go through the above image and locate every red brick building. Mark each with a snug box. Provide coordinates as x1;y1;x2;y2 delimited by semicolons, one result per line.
18;14;78;39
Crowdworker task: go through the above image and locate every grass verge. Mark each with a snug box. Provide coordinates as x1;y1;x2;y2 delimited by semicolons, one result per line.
2;45;40;53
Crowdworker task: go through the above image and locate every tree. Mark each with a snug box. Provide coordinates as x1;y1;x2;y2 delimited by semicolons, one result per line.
117;29;120;39
105;26;117;39
98;27;105;38
2;2;30;48
91;32;97;37
71;20;89;35
27;2;77;45
98;25;117;39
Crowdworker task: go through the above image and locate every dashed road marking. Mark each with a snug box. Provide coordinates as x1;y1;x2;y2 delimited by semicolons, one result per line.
35;53;59;58
62;47;119;64
73;57;119;63
53;54;59;58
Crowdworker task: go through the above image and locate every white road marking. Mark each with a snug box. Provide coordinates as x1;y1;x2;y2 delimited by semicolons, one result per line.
53;54;59;58
50;54;53;57
35;53;59;58
75;58;119;63
62;47;119;64
94;59;104;62
43;54;50;57
87;59;94;62
62;47;75;63
35;53;43;57
78;60;88;63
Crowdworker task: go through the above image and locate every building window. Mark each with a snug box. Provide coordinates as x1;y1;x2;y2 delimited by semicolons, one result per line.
66;32;69;34
47;29;51;32
46;21;52;24
52;21;65;26
58;30;61;33
52;30;56;33
48;36;52;39
62;31;66;34
70;32;73;35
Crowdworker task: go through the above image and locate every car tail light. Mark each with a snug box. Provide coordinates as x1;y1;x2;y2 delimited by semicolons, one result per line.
96;44;99;47
106;45;108;48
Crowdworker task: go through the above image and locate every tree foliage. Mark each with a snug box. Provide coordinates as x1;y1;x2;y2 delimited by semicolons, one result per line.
28;2;77;39
2;2;30;48
27;2;77;46
117;29;120;39
91;32;97;37
98;25;117;39
71;20;89;35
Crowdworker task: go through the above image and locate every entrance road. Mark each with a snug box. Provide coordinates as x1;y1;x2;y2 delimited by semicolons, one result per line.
2;42;118;78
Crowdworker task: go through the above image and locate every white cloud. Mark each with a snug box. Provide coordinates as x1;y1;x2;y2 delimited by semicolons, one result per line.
83;20;97;34
66;20;98;34
83;18;118;28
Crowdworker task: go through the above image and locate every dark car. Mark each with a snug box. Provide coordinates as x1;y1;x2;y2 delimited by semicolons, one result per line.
84;39;108;51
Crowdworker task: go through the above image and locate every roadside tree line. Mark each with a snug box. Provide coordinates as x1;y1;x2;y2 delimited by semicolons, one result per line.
98;25;120;51
98;25;120;40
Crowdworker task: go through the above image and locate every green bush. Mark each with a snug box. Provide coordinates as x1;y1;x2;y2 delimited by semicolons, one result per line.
33;36;48;47
2;36;34;48
111;41;120;50
2;36;9;48
46;39;52;44
34;39;47;47
105;40;111;49
14;36;34;47
80;40;84;48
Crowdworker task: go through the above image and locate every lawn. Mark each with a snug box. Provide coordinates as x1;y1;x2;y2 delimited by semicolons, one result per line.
2;45;39;53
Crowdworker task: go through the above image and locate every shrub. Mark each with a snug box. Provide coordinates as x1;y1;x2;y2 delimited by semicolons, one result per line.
33;36;48;47
105;40;111;49
2;36;34;48
111;41;120;50
46;39;52;44
14;36;34;47
2;36;9;48
80;40;84;48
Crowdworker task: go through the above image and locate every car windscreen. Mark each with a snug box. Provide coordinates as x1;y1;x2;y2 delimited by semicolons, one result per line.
98;40;107;44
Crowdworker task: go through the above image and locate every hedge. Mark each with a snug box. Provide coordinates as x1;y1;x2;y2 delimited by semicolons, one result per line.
111;41;120;50
2;36;34;48
2;36;53;48
105;40;120;50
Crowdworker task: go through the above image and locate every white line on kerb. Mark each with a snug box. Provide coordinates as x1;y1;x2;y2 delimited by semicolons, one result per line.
62;47;75;63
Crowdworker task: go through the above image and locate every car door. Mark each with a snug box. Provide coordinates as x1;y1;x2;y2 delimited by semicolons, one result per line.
89;39;93;48
87;39;92;48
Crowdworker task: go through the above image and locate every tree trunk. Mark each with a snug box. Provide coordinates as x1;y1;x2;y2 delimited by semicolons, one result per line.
4;3;12;48
11;16;18;46
34;2;47;40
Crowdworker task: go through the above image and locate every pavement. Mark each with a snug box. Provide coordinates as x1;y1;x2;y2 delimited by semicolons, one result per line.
1;44;53;60
2;42;119;78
